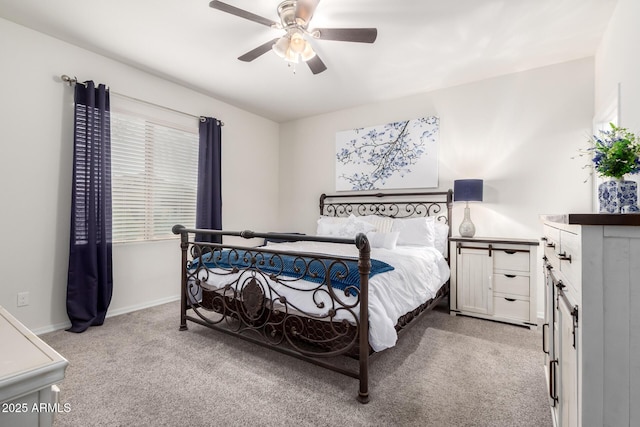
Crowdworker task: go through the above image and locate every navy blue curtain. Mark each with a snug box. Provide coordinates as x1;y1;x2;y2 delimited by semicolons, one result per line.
195;117;222;243
66;81;113;333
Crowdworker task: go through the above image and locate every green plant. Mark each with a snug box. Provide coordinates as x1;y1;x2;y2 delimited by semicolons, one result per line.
589;123;640;179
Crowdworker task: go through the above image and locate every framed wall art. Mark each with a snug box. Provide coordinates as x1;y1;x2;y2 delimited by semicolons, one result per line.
335;116;439;191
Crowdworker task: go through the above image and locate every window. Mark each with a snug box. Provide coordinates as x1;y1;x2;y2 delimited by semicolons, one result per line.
110;95;199;243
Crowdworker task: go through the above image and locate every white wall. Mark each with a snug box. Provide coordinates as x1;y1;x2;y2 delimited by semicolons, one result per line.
0;17;280;332
593;0;640;205
279;58;594;236
595;0;640;132
279;58;595;316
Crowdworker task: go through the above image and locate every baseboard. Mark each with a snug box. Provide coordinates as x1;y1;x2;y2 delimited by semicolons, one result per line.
105;294;180;318
34;294;181;336
34;320;73;335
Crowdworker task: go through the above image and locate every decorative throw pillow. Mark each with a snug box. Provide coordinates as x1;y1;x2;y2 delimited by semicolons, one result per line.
360;215;394;233
316;216;349;236
433;222;449;255
335;214;376;238
366;231;400;250
391;217;435;247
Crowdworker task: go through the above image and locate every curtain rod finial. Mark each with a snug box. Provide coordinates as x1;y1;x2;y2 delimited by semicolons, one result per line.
60;74;77;86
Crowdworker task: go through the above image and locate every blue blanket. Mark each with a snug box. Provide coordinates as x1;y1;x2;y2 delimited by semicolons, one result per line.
191;249;394;296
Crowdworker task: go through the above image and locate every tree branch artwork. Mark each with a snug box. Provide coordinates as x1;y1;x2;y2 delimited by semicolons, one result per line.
335;116;439;191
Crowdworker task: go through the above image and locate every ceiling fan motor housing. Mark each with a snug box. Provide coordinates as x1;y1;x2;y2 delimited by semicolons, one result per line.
277;1;301;28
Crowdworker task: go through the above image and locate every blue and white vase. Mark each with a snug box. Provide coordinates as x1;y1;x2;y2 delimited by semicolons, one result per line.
598;179;638;213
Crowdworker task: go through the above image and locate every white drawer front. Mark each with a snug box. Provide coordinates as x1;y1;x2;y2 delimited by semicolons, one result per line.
543;224;561;269
543;224;561;242
559;230;581;298
493;274;530;297
494;249;529;272
544;241;559;268
493;297;530;322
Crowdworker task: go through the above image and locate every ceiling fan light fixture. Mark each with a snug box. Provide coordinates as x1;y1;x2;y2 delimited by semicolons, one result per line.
284;47;299;63
272;35;290;58
300;42;316;61
211;0;377;74
289;32;306;54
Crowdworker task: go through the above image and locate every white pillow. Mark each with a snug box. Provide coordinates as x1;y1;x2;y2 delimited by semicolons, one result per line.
433;221;449;255
316;216;349;236
360;215;394;233
366;231;400;250
391;217;435;247
335;214;376;238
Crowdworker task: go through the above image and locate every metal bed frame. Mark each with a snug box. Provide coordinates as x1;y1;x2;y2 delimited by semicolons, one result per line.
172;190;452;403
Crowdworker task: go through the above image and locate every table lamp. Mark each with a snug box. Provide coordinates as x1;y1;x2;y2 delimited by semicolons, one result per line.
453;179;483;237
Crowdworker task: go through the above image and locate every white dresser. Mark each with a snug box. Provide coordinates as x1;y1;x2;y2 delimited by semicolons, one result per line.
449;236;539;329
541;214;640;427
0;306;68;427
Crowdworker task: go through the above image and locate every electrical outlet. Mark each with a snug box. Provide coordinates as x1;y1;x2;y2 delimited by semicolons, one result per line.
17;292;29;307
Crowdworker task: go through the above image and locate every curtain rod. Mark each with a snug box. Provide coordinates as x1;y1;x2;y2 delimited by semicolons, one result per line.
60;74;224;126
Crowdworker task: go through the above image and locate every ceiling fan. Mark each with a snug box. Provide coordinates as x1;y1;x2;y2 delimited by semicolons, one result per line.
209;0;378;74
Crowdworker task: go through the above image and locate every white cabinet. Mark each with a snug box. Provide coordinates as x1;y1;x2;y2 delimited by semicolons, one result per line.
541;214;640;427
0;306;68;427
449;237;539;329
557;293;578;427
456;247;492;315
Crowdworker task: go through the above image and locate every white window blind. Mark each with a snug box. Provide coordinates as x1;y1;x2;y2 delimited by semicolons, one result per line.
110;95;199;243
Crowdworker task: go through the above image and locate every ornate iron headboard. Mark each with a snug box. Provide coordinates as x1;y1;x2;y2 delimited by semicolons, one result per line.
319;190;453;234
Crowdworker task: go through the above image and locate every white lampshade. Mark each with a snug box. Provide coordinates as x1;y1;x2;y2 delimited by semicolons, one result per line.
289;32;306;54
272;36;290;58
283;47;299;63
300;42;316;61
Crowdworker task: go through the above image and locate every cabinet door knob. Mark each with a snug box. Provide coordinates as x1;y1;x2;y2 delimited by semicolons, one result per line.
504;297;517;302
504;274;516;278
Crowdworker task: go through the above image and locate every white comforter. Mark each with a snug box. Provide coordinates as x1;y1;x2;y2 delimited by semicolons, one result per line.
196;241;450;351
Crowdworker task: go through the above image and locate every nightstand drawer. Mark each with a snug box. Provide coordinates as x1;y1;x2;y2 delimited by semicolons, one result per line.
493;274;530;297
493;296;529;321
494;249;529;272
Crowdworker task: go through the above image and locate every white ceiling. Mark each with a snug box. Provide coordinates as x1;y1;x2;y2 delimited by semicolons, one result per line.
0;0;617;122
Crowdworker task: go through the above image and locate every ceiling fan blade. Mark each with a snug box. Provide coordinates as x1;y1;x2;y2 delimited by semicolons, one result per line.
237;38;280;62
313;28;378;43
296;0;321;24
209;1;278;27
306;55;327;75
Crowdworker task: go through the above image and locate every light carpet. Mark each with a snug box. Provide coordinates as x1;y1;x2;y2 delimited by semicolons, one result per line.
42;301;552;426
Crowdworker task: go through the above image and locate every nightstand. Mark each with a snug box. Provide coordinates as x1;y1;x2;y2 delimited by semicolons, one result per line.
449;236;539;329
